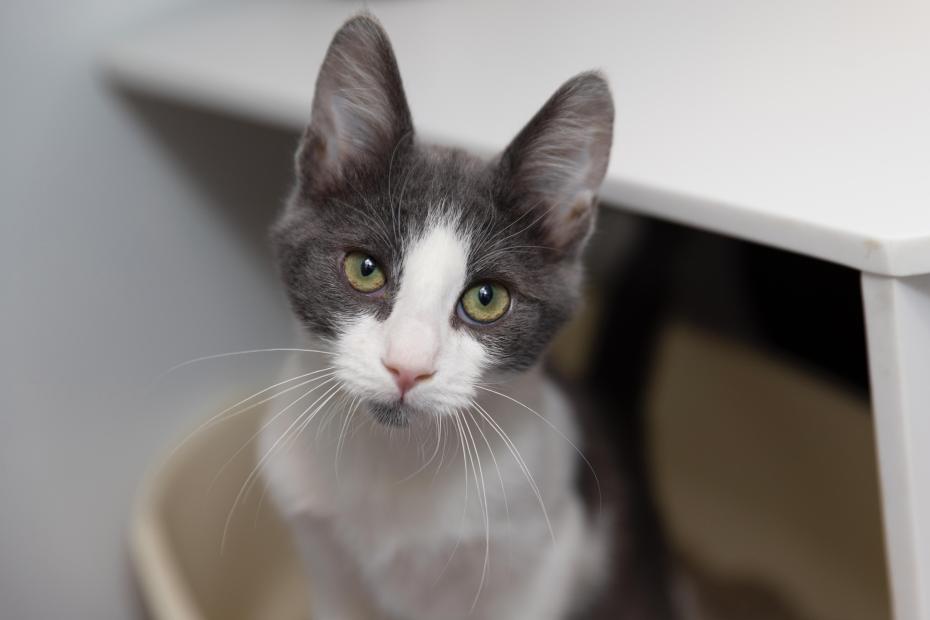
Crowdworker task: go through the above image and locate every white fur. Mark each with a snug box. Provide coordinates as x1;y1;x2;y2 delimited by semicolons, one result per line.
334;222;487;415
261;222;608;619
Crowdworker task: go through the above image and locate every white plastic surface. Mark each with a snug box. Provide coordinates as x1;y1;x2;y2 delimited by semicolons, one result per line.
103;0;930;276
863;273;930;620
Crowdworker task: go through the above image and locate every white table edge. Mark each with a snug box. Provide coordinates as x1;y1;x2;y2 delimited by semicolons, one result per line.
101;47;930;279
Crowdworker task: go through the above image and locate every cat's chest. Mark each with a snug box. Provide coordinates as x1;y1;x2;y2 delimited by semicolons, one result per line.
305;425;547;549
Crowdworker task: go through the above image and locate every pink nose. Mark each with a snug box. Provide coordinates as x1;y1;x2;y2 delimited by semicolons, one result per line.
382;360;435;396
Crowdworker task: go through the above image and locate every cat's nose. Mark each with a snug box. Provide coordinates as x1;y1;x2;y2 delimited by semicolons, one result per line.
382;360;435;397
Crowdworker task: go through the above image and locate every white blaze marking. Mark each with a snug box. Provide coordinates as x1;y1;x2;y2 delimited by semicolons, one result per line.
384;223;469;372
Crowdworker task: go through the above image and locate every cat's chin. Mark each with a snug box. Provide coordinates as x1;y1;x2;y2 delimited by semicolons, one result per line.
366;401;414;427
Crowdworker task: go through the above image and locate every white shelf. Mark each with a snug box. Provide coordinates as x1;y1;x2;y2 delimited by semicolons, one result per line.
104;0;930;276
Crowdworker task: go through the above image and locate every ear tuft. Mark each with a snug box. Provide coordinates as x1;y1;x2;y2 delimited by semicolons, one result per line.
298;13;413;192
499;71;614;254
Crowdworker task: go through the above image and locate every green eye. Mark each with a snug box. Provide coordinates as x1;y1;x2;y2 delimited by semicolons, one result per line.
343;252;386;293
460;282;510;324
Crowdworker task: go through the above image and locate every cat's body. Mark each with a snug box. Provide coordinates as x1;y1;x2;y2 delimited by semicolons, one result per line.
261;13;620;620
262;344;610;619
257;14;811;620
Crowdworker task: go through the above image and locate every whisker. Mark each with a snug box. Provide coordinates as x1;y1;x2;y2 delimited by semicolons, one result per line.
480;196;541;247
253;476;273;528
272;379;345;457
153;347;335;386
330;198;393;249
171;368;336;457
466;406;511;558
475;385;602;513
461;410;491;611
209;375;339;492
431;413;449;485
471;400;555;542
334;396;361;478
479;198;559;255
220;381;342;551
395;413;444;485
257;383;348;518
274;384;342;465
435;411;471;585
316;388;353;440
290;382;345;449
386;130;412;242
471;244;556;271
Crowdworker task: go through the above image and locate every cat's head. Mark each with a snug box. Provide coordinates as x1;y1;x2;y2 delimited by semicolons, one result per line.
273;14;613;425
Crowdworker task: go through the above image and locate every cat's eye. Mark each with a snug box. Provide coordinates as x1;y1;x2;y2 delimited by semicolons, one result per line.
343;251;386;293
459;282;510;324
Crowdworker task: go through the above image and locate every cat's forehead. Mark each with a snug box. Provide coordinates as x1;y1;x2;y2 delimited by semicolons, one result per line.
389;146;495;219
318;145;512;252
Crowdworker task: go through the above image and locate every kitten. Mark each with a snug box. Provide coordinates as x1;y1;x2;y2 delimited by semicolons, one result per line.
261;13;618;620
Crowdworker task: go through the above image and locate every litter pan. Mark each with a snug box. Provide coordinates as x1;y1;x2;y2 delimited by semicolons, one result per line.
130;399;310;620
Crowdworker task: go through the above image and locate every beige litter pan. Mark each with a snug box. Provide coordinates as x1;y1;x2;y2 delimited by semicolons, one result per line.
130;401;311;620
130;323;890;620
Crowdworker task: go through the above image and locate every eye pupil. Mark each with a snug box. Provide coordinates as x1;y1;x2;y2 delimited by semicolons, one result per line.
360;257;376;277
460;282;509;324
344;252;385;293
477;285;493;306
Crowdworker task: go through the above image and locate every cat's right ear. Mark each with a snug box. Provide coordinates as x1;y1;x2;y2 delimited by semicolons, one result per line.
296;14;413;193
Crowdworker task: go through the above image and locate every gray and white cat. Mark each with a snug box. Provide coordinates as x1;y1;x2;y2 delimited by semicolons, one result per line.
260;13;619;620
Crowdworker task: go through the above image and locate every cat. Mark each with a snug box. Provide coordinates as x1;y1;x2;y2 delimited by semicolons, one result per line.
255;14;819;620
260;12;624;620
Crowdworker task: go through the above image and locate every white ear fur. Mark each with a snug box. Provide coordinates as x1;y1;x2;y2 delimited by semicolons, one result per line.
502;73;614;252
298;14;412;189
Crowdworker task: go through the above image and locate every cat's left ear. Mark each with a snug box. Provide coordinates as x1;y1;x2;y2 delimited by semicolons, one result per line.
497;72;614;255
297;14;413;193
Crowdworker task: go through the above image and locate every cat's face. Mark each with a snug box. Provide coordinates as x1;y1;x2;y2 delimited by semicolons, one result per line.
273;15;613;425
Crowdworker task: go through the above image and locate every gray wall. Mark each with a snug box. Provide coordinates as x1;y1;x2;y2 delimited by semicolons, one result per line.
1;1;299;617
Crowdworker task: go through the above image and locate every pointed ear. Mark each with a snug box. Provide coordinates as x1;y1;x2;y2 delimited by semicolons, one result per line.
297;14;413;193
498;72;614;255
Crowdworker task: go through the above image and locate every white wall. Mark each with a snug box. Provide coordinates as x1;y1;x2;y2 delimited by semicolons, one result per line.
0;1;299;617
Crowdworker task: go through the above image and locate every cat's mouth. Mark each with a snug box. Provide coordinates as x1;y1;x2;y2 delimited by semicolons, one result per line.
366;401;414;427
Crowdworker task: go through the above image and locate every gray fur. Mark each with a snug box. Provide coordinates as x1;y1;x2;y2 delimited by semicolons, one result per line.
272;13;614;374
